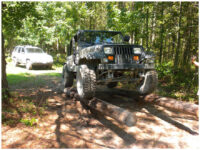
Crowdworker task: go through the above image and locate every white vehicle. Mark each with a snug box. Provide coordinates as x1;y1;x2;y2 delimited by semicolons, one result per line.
11;45;53;70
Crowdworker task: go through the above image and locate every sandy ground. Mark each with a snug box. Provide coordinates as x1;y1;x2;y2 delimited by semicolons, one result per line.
2;64;199;149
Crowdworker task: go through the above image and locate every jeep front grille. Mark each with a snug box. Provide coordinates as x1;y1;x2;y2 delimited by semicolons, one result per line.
113;46;133;64
113;46;132;55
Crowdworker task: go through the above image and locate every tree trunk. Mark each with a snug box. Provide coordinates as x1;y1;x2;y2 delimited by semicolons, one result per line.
2;33;9;101
172;33;176;59
57;38;59;51
131;2;134;44
146;8;149;50
159;2;164;64
141;3;145;45
174;2;182;68
135;28;138;44
182;3;192;70
151;3;156;48
167;36;171;60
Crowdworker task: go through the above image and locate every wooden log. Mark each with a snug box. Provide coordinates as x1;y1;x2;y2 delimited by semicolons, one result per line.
86;98;137;127
103;88;199;117
64;88;137;126
142;94;199;117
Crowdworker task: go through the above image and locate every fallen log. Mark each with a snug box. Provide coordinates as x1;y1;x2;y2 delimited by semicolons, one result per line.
141;94;199;117
86;98;137;126
104;88;199;117
64;88;137;127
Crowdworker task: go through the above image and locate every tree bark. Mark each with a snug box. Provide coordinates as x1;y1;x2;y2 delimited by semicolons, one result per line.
174;2;182;68
146;8;149;50
182;3;192;70
2;33;9;100
159;2;164;64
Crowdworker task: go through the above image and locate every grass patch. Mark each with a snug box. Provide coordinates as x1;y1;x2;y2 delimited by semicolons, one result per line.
7;73;33;85
7;72;62;86
40;72;62;77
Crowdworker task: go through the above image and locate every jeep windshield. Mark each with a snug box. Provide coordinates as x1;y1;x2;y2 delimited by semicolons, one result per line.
79;31;124;45
26;48;44;53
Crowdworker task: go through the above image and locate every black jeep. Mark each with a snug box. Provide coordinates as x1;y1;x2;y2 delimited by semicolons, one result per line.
62;30;158;99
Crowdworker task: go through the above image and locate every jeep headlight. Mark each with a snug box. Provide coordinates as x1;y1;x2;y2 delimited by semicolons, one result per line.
104;47;113;54
133;47;142;54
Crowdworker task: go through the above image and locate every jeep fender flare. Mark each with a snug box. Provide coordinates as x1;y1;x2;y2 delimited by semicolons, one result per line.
78;51;105;64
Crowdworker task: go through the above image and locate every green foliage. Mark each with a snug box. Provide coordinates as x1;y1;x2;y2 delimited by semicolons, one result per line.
156;62;198;102
156;61;173;82
20;118;37;127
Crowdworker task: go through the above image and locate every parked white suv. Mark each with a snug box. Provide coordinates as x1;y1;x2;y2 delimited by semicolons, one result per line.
11;45;53;70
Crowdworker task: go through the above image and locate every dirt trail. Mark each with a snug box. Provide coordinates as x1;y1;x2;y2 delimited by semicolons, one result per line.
2;66;199;149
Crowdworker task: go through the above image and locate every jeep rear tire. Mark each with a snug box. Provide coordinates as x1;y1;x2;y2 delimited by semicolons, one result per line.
26;60;32;70
107;82;118;88
137;70;158;95
63;65;74;88
76;65;96;100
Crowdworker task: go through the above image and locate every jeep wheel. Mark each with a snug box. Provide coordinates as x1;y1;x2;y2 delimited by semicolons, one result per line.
76;65;96;100
107;82;118;88
63;65;74;88
26;60;32;70
137;70;158;95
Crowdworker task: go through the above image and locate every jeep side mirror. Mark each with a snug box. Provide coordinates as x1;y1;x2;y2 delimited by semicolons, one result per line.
124;35;130;42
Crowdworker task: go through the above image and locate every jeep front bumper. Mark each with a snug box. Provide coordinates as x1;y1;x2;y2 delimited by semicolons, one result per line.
98;63;155;70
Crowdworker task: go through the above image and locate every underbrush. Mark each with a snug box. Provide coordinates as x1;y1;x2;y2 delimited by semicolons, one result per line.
3;72;62;127
51;53;66;70
2;92;46;127
156;61;198;103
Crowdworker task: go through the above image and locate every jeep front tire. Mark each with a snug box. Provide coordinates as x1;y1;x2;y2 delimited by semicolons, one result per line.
76;65;96;99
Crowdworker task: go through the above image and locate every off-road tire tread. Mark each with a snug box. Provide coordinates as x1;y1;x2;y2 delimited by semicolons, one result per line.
77;65;96;99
